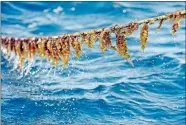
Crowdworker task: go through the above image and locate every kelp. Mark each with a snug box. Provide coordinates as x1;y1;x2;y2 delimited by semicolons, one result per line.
81;30;98;48
15;39;25;71
71;36;82;59
116;32;134;67
50;38;60;66
28;38;37;62
140;23;149;52
60;36;71;68
172;14;182;35
1;10;185;71
99;29;111;53
157;19;164;31
37;38;46;58
122;22;139;37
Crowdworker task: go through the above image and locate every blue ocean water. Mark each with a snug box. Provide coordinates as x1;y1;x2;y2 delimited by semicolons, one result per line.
1;2;186;125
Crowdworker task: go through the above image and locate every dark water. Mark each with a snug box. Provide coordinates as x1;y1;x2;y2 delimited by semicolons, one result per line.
1;2;186;125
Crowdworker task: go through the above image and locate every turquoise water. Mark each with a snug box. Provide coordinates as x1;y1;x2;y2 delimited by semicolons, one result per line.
1;2;186;125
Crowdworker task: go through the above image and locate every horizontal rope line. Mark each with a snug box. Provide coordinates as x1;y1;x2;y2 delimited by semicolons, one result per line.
1;9;185;39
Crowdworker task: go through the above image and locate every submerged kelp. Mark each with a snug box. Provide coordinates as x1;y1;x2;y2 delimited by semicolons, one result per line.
1;10;186;71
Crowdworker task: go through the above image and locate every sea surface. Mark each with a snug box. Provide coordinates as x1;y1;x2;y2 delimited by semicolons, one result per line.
1;2;186;125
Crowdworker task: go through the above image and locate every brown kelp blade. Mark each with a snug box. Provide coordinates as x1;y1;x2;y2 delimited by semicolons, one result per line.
123;22;139;37
15;39;25;71
156;19;164;31
28;38;37;62
99;29;111;53
116;32;134;67
172;15;183;35
71;36;82;59
37;38;46;59
140;23;149;52
81;31;97;48
61;36;71;68
50;38;60;67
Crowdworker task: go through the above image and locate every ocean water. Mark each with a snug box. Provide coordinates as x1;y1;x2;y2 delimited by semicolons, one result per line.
1;2;186;125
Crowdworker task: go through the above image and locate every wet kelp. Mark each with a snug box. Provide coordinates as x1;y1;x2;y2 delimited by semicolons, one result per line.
1;10;185;71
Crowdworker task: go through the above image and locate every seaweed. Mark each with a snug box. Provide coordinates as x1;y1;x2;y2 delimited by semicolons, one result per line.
71;36;82;59
140;23;149;52
172;14;183;35
99;29;111;53
1;10;185;70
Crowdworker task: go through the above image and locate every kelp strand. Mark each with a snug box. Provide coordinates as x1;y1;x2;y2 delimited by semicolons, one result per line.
140;23;149;52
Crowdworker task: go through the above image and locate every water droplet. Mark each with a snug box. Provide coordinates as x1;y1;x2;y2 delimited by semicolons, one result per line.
122;9;127;13
70;7;76;11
